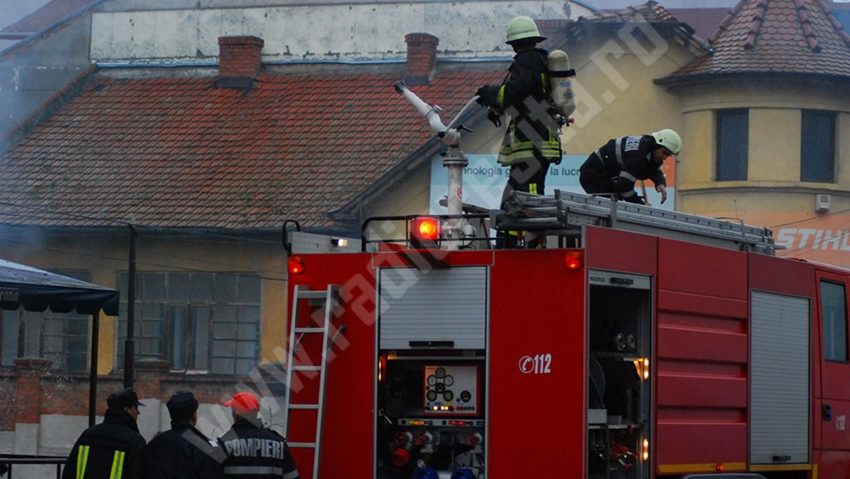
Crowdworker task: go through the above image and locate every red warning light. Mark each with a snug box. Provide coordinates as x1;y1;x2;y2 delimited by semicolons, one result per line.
287;256;305;274
413;217;439;240
409;217;440;248
715;464;724;473
564;251;583;270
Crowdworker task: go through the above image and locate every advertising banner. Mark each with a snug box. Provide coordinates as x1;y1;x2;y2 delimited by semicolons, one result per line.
722;212;850;268
429;153;677;213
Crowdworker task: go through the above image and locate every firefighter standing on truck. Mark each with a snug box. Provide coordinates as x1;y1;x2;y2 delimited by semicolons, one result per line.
218;392;300;479
579;129;681;204
62;388;146;479
475;16;564;205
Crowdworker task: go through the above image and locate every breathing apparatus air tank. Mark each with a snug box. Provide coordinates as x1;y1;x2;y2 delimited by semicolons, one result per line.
547;49;576;118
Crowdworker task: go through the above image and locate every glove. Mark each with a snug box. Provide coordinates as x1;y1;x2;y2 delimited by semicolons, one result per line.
487;110;502;127
476;85;495;106
475;86;488;102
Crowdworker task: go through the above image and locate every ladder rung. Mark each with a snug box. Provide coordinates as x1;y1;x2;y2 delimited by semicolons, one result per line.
294;327;324;333
293;365;322;371
286;284;338;467
296;290;330;300
288;442;317;448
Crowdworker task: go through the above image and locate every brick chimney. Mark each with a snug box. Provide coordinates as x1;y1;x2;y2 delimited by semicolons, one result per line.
405;33;439;84
217;35;264;87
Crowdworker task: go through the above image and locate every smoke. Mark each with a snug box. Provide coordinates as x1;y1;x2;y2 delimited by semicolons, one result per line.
0;0;51;31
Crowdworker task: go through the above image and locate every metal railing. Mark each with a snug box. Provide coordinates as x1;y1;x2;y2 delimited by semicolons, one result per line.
0;455;65;479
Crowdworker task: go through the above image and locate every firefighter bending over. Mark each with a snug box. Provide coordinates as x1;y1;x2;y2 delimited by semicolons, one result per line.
475;16;565;206
579;129;681;205
218;392;300;479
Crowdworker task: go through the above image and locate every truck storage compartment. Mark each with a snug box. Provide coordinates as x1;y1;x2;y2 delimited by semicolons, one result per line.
377;266;487;478
379;267;487;350
588;271;652;479
377;352;486;478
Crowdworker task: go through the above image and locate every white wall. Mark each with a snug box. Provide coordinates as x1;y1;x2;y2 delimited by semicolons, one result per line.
90;1;593;64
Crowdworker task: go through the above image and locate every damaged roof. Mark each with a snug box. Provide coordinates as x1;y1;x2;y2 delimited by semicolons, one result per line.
0;65;503;232
548;1;713;56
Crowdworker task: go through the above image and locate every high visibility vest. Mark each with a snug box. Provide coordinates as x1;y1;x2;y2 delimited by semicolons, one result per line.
496;73;561;166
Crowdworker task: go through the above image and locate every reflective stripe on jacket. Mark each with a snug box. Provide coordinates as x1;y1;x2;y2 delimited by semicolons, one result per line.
580;135;666;193
62;409;146;479
219;419;300;479
495;48;562;166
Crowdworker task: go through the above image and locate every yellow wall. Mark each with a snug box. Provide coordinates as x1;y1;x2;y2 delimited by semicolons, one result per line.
0;228;287;373
672;79;850;219
563;29;688;154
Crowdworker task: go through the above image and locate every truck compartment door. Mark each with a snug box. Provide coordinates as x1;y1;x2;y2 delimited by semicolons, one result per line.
750;291;810;465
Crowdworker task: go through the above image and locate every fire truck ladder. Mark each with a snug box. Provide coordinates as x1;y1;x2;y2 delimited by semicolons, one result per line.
495;189;776;254
284;284;339;479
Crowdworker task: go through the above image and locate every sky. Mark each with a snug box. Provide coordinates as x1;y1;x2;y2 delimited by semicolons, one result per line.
0;0;51;30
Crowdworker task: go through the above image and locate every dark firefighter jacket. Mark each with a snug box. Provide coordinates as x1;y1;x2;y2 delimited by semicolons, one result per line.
478;47;562;166
142;421;223;479
218;418;299;479
579;135;667;201
62;408;146;479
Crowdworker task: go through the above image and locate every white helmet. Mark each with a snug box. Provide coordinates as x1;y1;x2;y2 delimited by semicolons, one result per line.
651;129;681;155
506;16;546;44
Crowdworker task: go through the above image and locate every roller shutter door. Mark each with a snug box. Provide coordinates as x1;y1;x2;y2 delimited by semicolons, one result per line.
379;267;487;349
750;291;810;464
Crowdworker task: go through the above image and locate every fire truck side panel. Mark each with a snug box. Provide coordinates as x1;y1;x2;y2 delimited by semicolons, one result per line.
818;449;850;479
287;252;377;479
584;225;658;274
749;254;817;455
748;254;815;299
815;267;850;475
816;268;850;404
488;249;587;476
655;238;749;473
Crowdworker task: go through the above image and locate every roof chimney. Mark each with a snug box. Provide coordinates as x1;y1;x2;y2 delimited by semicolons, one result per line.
217;36;264;88
405;33;438;84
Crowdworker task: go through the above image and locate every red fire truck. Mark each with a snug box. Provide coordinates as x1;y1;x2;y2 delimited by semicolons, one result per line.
282;191;846;479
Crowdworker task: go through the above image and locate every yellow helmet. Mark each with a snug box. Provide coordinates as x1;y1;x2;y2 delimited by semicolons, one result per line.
506;16;546;44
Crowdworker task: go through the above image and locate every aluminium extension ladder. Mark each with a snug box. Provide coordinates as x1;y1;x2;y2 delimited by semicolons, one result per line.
494;189;776;255
284;284;340;479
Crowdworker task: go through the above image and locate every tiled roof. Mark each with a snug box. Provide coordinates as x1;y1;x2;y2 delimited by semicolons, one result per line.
0;67;503;231
664;0;850;81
